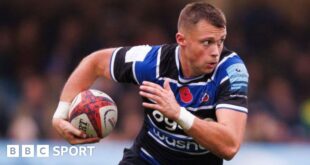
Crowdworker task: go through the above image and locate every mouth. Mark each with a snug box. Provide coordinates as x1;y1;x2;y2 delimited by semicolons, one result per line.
206;62;218;69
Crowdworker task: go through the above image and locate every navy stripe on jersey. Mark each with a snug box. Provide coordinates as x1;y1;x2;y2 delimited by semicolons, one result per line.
158;44;179;80
110;47;135;83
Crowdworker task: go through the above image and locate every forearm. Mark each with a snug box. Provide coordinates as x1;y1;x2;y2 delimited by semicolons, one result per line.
186;118;242;160
52;51;111;144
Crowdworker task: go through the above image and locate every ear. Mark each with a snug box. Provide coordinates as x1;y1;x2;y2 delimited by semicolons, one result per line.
176;32;186;46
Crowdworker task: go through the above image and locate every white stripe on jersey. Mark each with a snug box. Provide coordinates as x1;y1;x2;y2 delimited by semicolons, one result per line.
141;148;155;159
175;46;180;71
158;77;211;87
211;52;237;81
132;61;140;85
125;45;151;63
186;105;214;112
216;103;248;113
110;47;122;82
220;76;229;84
156;47;162;78
178;74;205;84
230;94;248;99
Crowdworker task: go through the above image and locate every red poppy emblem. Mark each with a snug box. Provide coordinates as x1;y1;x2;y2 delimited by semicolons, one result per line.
179;86;193;103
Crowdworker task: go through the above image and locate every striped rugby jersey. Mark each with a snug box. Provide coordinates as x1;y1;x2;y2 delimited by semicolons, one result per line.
110;44;249;165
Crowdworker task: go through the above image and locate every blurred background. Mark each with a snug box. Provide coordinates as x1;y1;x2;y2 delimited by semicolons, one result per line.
0;0;309;164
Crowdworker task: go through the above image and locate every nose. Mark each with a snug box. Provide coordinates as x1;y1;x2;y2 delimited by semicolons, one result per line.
210;43;220;57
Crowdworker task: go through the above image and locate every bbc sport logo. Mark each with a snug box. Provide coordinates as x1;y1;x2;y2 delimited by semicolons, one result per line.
4;144;95;158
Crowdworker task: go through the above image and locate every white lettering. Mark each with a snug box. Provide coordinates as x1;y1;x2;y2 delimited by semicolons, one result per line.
69;146;78;156
176;140;186;149
152;110;182;131
5;145;95;157
52;146;95;157
79;146;87;156
87;146;95;156
153;110;164;122
61;146;69;156
53;146;60;156
152;128;207;153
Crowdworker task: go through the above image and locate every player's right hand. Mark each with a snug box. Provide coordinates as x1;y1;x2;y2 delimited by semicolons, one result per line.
52;118;100;145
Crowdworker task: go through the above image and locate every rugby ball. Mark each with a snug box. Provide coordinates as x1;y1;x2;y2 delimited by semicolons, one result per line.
68;89;117;138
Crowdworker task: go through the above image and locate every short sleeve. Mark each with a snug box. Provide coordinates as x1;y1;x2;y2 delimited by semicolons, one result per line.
215;56;249;113
110;45;160;84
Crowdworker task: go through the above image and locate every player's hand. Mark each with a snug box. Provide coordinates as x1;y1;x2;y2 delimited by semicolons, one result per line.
139;79;180;121
52;118;100;145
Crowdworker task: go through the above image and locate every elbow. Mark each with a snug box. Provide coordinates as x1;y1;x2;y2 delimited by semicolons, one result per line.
81;54;95;65
221;145;240;160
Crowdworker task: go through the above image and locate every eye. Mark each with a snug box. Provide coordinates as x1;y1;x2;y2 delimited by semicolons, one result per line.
216;39;225;46
202;40;211;46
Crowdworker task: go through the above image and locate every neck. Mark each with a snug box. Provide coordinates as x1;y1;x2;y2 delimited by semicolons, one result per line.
179;47;198;78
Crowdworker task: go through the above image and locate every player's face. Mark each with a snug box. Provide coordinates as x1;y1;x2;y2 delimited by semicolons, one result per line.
177;20;226;76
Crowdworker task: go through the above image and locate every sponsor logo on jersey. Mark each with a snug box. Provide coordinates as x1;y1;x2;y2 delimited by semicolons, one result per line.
146;112;209;155
148;126;208;155
179;86;193;104
226;63;248;92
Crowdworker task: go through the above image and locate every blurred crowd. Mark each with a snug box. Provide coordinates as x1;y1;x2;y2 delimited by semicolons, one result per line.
0;0;309;143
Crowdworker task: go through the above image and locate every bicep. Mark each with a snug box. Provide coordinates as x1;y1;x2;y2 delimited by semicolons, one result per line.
89;48;116;79
216;109;247;142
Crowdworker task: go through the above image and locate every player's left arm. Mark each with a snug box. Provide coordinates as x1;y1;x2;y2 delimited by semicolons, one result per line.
187;60;249;160
140;59;249;160
140;80;246;160
186;109;246;160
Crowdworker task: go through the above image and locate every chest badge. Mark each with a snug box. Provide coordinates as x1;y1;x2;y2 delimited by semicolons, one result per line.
179;86;193;103
201;93;209;103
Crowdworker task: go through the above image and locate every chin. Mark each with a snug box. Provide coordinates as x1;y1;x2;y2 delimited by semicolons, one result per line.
202;69;213;74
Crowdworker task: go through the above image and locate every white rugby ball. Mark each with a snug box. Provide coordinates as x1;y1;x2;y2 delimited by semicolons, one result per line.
68;89;118;138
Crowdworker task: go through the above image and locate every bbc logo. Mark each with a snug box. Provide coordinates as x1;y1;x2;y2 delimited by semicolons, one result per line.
5;144;95;157
7;145;49;158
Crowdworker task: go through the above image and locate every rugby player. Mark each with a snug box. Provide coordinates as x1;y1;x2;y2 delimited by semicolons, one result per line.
53;2;249;164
